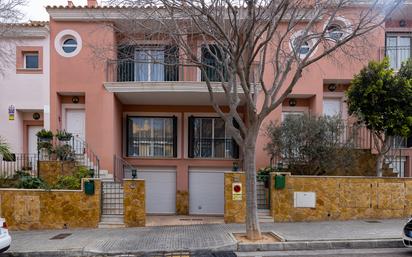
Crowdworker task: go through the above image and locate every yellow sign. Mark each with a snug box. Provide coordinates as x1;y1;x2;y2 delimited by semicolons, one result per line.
232;182;242;201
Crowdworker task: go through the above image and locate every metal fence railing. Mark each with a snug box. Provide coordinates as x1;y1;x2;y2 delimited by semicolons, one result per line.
0;153;38;178
127;137;176;158
106;59;181;83
113;155;137;183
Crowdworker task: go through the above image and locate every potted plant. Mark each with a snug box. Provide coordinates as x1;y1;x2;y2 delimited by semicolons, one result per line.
56;130;72;142
36;129;53;142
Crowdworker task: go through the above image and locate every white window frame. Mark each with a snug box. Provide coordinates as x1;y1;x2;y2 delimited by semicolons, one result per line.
386;34;411;70
23;52;39;69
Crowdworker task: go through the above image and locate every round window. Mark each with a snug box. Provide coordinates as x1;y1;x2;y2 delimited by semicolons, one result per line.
292;36;312;57
290;31;318;59
324;17;352;42
326;24;344;41
62;38;77;53
55;29;82;58
298;41;310;55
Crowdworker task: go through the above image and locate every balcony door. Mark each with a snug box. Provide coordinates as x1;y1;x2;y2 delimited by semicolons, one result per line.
135;49;165;81
386;35;411;70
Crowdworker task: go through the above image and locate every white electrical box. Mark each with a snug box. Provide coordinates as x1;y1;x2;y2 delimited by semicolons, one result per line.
294;192;316;208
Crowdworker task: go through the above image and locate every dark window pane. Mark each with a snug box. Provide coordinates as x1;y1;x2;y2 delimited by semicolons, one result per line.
25;54;38;69
127;117;175;157
189;117;238;159
62;38;77;53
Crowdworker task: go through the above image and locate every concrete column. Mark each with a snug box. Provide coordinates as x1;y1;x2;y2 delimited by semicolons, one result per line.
123;179;146;227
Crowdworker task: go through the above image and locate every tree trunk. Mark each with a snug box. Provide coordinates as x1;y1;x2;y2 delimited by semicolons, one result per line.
244;135;262;240
376;153;384;177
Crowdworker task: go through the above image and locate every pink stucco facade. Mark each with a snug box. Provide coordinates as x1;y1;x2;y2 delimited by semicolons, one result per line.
44;1;412;201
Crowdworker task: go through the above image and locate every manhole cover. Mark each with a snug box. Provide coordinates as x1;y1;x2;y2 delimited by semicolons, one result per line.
364;220;381;224
50;233;72;240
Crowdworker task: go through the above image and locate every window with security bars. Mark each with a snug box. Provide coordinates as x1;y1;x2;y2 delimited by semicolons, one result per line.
188;117;239;159
127;116;177;157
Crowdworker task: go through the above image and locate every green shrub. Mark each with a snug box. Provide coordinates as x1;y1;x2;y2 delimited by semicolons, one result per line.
54;175;81;190
53;166;94;190
17;175;48;189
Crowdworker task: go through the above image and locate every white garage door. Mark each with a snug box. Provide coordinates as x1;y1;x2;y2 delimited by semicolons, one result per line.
189;168;226;215
138;168;176;214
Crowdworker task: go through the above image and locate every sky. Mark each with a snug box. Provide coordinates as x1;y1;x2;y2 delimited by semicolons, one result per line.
22;0;92;21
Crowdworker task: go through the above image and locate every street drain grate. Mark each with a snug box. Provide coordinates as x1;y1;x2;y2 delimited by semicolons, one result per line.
50;233;72;240
364;220;381;224
179;218;203;221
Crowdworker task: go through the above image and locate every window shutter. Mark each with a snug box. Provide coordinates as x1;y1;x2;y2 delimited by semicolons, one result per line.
165;45;179;81
407;136;412;148
117;45;135;82
232;119;240;159
173;116;178;158
188;116;195;158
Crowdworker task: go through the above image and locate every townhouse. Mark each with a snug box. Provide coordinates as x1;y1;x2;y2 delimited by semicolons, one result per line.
0;21;50;172
0;0;411;216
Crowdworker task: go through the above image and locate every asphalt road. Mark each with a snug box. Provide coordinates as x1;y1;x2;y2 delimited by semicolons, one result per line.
235;248;412;257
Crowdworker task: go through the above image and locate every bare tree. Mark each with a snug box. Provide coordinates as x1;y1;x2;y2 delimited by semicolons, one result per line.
0;0;27;73
102;0;402;239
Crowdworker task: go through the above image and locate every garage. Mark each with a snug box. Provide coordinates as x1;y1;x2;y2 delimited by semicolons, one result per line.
138;168;176;214
189;168;226;215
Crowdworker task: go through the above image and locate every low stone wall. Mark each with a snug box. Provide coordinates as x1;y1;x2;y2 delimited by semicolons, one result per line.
271;174;412;222
123;179;146;227
0;179;101;230
38;160;78;185
224;172;246;223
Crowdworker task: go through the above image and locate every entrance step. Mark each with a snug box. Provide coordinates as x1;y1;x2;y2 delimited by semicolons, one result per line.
99;170;114;181
98;215;125;228
258;209;273;223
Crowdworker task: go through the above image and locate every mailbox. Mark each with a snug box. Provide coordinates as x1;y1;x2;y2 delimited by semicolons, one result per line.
84;180;95;195
274;175;286;189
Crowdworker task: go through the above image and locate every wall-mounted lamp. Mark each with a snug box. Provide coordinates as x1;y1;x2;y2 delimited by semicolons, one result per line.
328;84;337;92
131;169;137;179
72;96;80;104
33;112;41;120
289;99;297;107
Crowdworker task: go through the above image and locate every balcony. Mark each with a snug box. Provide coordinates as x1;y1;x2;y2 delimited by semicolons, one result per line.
104;59;246;105
383;46;411;70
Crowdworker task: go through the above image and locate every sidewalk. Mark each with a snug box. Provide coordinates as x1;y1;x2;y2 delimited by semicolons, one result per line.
5;219;407;256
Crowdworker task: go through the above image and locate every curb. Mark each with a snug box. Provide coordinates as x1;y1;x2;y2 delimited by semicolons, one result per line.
3;239;404;256
237;238;403;252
